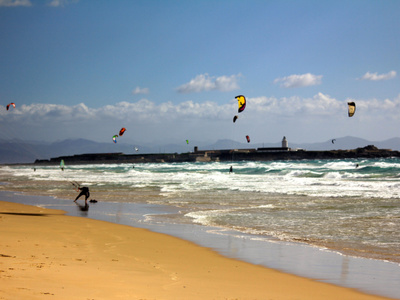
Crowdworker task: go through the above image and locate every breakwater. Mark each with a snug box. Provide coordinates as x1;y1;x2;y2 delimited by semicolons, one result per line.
33;145;400;165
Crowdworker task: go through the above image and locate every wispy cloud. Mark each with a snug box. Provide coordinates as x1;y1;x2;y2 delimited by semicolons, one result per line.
0;0;78;7
249;93;342;116
176;73;241;93
0;0;32;7
47;0;78;7
359;70;397;81
273;73;322;88
132;86;149;95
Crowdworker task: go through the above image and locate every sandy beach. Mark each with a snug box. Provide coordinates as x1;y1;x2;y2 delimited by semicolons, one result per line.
0;200;395;300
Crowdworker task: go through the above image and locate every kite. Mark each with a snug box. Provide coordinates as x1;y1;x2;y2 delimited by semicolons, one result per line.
134;147;139;152
112;135;118;143
186;139;189;144
348;102;356;117
119;127;126;136
6;103;15;110
236;95;246;113
331;139;336;144
233;115;238;123
246;135;250;143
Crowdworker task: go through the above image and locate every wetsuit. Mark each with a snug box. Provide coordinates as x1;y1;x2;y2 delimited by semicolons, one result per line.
75;187;90;201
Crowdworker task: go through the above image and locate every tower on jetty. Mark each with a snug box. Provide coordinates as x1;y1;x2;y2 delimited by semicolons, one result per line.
282;136;288;148
257;136;290;152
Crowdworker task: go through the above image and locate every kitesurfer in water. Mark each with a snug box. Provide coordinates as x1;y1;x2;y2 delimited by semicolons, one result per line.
74;186;90;203
229;166;233;173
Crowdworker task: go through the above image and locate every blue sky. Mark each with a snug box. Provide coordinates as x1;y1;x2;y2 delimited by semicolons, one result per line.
0;0;399;147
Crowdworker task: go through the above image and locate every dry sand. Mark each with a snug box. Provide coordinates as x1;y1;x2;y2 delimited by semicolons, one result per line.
0;200;395;300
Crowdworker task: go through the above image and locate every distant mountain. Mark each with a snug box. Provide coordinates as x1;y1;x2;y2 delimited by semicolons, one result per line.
0;139;132;164
0;138;188;164
1;136;400;164
0;140;44;164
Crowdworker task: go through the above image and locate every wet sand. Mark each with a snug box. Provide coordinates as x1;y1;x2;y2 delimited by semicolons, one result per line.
0;200;395;300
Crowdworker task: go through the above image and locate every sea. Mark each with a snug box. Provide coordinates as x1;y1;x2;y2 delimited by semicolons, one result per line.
1;158;400;298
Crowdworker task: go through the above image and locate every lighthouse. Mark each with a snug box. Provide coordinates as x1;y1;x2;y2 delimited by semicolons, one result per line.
257;136;290;152
282;136;288;148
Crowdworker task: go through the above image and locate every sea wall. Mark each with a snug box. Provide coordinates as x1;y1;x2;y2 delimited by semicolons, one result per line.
33;145;400;166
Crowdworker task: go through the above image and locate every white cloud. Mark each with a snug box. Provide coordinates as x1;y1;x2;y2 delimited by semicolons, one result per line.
359;70;397;81
132;86;149;95
94;99;227;122
248;93;341;116
2;94;400;144
176;73;241;93
0;0;32;7
7;103;95;122
3;94;400;124
274;73;322;88
0;100;226;123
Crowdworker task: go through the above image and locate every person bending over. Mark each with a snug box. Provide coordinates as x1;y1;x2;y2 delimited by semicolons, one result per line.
74;186;90;203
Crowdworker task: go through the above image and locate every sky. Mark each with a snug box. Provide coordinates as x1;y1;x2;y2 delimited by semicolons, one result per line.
0;0;399;147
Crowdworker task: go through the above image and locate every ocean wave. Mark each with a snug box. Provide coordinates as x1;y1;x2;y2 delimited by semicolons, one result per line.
2;158;400;263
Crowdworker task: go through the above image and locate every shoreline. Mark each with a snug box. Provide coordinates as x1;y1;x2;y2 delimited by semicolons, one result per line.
1;190;400;299
0;198;396;300
1;162;399;266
